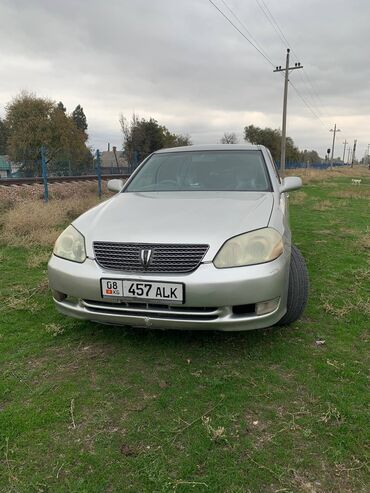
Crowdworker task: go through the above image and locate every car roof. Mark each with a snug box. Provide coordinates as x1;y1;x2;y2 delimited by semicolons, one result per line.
154;144;266;154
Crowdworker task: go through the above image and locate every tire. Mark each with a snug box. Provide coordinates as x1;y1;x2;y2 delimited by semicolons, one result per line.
277;245;309;326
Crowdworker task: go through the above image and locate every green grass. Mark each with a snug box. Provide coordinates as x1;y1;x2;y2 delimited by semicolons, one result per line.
0;177;369;493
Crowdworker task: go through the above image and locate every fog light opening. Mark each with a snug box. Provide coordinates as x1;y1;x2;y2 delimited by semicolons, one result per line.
255;297;280;316
232;303;255;316
52;290;67;302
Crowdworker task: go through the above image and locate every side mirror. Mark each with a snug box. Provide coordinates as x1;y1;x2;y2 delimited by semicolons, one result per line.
280;176;302;193
107;179;124;193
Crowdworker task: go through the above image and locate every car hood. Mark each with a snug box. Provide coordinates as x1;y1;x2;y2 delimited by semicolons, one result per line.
74;191;274;260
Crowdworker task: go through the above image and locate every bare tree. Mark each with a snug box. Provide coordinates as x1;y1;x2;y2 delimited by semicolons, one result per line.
220;132;238;144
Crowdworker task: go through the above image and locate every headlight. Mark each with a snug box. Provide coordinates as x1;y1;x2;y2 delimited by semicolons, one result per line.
53;225;86;263
213;228;283;268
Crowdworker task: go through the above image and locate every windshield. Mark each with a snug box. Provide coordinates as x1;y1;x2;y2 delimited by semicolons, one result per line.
124;150;272;192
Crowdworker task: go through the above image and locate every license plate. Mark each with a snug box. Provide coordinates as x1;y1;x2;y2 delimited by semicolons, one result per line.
101;279;184;304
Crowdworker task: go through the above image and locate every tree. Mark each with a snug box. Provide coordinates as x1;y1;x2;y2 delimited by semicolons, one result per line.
46;106;92;174
163;128;191;148
0;118;8;155
120;113;191;163
299;149;322;164
57;101;66;113
244;124;300;162
5;92;91;175
72;105;88;134
220;132;238;144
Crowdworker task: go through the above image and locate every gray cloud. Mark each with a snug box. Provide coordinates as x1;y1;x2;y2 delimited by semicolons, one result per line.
1;0;369;158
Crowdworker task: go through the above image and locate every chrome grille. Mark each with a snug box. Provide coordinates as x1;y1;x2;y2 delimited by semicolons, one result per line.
82;299;220;321
93;242;209;273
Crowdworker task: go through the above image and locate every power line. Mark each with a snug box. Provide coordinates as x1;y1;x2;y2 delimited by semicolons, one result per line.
218;0;272;63
255;0;289;49
207;0;328;128
296;70;324;115
207;0;275;67
255;0;325;116
288;80;327;127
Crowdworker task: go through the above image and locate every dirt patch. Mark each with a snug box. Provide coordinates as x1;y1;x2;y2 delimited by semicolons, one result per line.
120;443;141;456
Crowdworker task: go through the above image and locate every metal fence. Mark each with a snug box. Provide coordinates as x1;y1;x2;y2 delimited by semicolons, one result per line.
9;159;131;179
276;161;347;170
0;148;135;202
2;147;140;180
0;146;352;204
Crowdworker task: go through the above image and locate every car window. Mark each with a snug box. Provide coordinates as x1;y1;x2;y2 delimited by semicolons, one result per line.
125;151;272;192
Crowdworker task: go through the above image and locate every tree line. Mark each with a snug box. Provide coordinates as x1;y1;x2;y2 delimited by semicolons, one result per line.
121;119;322;165
0;93;192;176
0;91;323;177
221;128;322;164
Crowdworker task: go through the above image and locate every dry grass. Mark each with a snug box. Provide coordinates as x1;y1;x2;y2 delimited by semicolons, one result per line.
0;279;48;313
289;191;307;205
0;181;114;247
358;233;370;251
0;180;111;212
312;200;334;211
287;166;370;185
43;323;65;337
0;195;101;247
27;251;52;268
321;295;370;319
338;227;357;237
352;267;370;283
330;188;370;200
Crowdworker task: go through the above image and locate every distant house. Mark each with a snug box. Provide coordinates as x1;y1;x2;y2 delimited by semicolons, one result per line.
100;147;128;173
0;156;12;178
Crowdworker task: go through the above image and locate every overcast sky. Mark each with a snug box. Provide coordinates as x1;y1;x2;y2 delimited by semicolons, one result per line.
1;0;369;158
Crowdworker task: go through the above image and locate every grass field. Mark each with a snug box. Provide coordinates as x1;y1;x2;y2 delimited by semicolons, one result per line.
0;169;369;492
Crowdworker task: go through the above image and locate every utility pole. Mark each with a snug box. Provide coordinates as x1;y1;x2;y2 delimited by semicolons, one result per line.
40;145;49;203
351;139;357;168
96;149;102;198
274;49;303;178
347;147;352;164
329;124;341;170
342;139;348;163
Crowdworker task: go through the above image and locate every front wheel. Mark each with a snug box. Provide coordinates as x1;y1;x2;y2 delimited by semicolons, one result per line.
277;245;309;326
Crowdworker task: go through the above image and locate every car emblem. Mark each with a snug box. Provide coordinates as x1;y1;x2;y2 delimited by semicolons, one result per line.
140;248;152;269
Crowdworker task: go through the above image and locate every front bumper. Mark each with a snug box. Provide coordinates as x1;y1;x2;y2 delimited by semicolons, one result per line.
48;254;290;331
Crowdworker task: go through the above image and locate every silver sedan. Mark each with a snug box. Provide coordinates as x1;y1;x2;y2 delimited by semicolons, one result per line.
48;144;309;331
